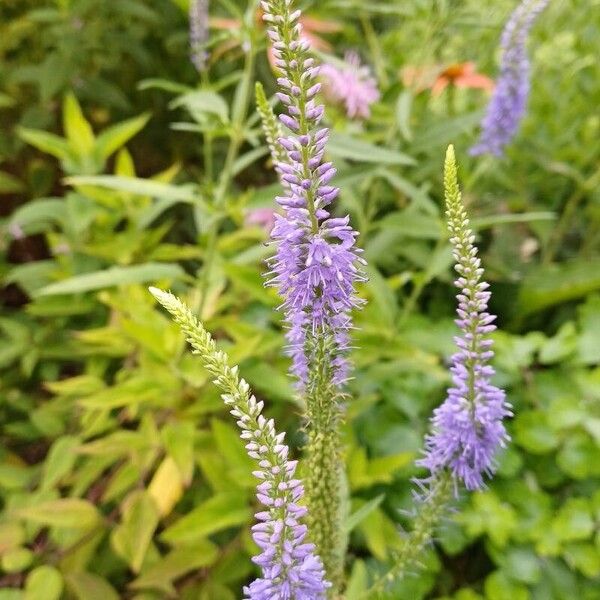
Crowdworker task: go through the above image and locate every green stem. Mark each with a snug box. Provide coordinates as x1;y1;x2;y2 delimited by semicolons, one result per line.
304;336;345;592
362;472;452;598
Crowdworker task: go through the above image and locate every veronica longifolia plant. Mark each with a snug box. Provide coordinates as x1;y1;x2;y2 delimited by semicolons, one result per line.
149;289;330;599
259;0;366;588
152;0;510;595
150;146;510;597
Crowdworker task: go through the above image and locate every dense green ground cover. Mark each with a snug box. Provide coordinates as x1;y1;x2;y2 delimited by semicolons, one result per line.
1;0;599;598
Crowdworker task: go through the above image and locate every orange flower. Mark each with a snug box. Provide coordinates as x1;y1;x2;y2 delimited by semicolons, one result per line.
402;62;494;96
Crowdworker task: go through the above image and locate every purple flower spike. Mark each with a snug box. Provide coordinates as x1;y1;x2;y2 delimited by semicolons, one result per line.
261;0;366;390
189;0;209;72
148;289;330;600
242;419;330;599
418;146;512;490
470;0;549;156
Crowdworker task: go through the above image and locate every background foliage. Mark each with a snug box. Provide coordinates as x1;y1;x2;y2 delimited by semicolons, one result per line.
1;0;599;598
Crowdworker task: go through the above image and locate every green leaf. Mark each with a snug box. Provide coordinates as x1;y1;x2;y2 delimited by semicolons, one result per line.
514;411;559;454
327;132;415;165
412;110;483;152
65;572;119;600
365;265;398;329
161;422;195;485
484;571;529;600
345;559;369;599
160;493;251;546
517;258;600;317
65;175;198;201
345;495;385;533
241;361;294;403
1;547;33;573
223;263;276;305
111;491;160;573
130;542;218;595
79;372;179;409
458;492;518;547
95;113;150;159
36;263;185;296
63;92;95;155
0;523;25;554
553;498;594;542
8;198;66;232
40;435;80;491
138;78;192;94
170;90;229;123
0;171;24;193
576;294;600;364
0;590;23;600
539;322;577;364
470;211;556;230
15;498;100;529
24;566;63;600
395;90;413;141
17;127;71;160
497;547;541;584
563;543;600;578
557;433;600;479
376;209;442;240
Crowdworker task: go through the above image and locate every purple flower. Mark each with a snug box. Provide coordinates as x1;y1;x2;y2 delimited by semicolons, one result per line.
241;416;330;599
320;52;380;119
418;146;511;490
470;0;549;156
262;1;366;389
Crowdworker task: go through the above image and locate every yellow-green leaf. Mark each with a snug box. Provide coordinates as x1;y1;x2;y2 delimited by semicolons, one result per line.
111;491;160;573
95;113;150;159
131;541;218;594
161;493;251;546
15;498;100;529
65;571;119;600
63;92;95;155
25;566;63;600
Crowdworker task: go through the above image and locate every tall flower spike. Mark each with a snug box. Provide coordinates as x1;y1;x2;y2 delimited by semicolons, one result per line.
189;0;209;72
261;0;366;390
255;81;288;174
149;288;330;600
470;0;549;156
418;146;511;490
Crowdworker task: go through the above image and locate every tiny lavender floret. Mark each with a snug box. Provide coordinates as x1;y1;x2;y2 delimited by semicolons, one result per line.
149;288;330;599
320;52;380;119
418;147;511;490
470;0;549;156
261;0;366;389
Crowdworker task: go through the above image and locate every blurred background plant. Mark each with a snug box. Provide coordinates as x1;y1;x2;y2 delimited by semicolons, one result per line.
1;0;599;598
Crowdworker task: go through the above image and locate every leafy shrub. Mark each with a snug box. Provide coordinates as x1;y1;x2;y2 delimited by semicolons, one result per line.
1;0;599;598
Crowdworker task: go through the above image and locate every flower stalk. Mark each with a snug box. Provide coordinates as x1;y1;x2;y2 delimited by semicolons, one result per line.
149;287;330;599
364;472;453;598
259;0;366;589
419;145;511;490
